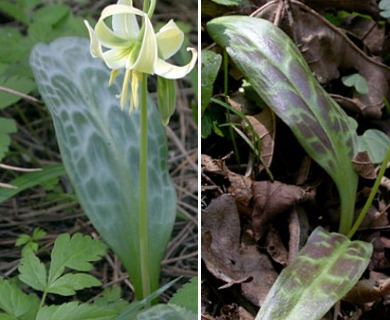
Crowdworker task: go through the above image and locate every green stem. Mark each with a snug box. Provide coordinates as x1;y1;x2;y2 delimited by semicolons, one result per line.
142;0;148;12
347;146;390;239
139;73;150;301
39;290;47;309
223;50;241;167
148;0;156;18
143;0;156;18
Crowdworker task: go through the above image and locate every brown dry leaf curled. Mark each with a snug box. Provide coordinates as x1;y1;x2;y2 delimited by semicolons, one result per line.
202;194;278;306
251;180;306;240
352;151;377;179
202;154;253;216
344;277;390;304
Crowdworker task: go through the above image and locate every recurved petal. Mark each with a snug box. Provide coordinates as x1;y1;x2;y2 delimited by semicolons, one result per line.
112;0;140;39
102;48;129;69
100;4;145;22
84;20;104;59
156;20;184;60
95;19;132;48
155;47;197;79
131;15;157;74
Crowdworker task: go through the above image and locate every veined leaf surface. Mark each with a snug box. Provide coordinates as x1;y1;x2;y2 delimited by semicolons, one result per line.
256;227;372;320
207;16;359;234
29;37;176;299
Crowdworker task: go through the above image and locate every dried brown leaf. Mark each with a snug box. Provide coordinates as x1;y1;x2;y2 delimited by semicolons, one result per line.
352;151;377;179
201;154;253;215
264;226;289;266
202;194;278;306
344;278;390;304
251;180;306;239
288;206;310;262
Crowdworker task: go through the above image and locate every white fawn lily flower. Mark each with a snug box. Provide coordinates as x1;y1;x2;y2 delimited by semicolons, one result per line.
84;0;197;112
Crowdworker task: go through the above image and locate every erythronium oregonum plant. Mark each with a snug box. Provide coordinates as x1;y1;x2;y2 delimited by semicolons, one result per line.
83;0;196;300
206;15;390;320
29;0;197;311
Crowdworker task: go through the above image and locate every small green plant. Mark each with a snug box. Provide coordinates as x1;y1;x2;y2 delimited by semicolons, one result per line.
379;0;390;18
0;232;118;319
1;231;197;319
15;227;46;255
341;73;369;94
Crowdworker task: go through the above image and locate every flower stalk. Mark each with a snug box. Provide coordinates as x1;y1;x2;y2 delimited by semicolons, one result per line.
143;0;156;18
139;72;150;300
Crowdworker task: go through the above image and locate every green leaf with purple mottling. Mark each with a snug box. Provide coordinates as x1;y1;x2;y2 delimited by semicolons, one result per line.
207;16;359;235
255;227;372;320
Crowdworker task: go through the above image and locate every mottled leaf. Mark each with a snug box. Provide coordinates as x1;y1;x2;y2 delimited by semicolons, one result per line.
29;37;177;299
208;16;359;234
256;227;372;320
135;304;197;320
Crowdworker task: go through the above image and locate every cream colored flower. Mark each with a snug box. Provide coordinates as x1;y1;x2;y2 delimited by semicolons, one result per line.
84;0;197;112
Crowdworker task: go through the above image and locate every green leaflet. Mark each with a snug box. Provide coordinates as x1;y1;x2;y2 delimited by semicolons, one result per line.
0;117;17;161
48;233;107;283
255;227;372;320
36;302;118;320
18;233;106;296
29;37;177;299
169;277;198;314
18;253;47;292
207;16;359;234
0;164;65;204
0;278;39;318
